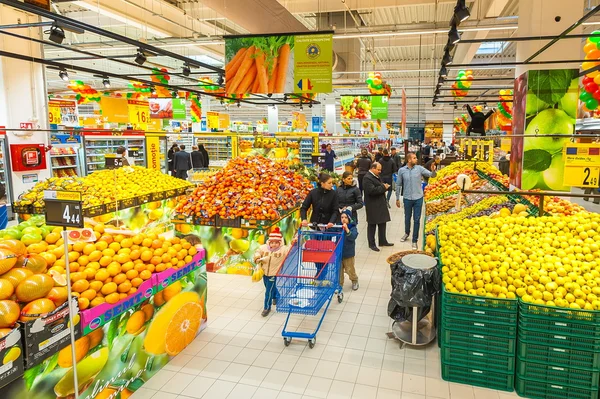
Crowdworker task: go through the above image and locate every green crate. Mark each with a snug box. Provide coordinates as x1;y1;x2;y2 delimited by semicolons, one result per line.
519;312;600;339
519;299;600;325
441;362;514;392
515;375;598;399
516;357;600;390
519;329;600;352
441;328;516;355
444;303;518;324
443;316;517;336
517;341;600;371
441;346;515;374
442;287;517;312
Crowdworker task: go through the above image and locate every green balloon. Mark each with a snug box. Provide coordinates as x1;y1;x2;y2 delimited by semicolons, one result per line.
591;31;600;44
581;91;593;101
587;98;599;109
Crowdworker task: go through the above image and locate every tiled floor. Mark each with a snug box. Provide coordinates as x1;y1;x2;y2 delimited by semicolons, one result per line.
131;204;520;399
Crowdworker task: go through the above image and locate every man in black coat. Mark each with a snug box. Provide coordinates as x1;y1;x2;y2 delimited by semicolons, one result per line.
191;145;206;168
173;144;192;179
363;163;393;251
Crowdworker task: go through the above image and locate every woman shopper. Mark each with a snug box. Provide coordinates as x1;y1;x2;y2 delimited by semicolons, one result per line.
336;172;363;223
379;149;396;207
167;143;179;176
355;149;373;198
339;209;359;291
198;144;210;167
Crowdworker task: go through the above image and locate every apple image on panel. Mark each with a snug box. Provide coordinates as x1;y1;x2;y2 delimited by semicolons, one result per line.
558;78;579;119
523;109;574;153
521;169;544;190
542;154;568;191
525;92;550;116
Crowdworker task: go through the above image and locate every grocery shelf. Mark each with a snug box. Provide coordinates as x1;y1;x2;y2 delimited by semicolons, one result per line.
51;165;77;169
51;154;77;158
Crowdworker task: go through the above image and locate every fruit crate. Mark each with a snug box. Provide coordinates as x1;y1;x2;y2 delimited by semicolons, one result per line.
11;202;32;214
519;312;600;339
515;375;598;399
441;346;515;374
150;191;166;201
32;205;45;215
519;299;600;325
216;215;242;228
104;202;117;213
442;316;517;336
441;362;514;392
442;285;517;312
83;204;106;217
138;193;152;205
163;188;177;199
441;328;517;355
517;341;600;370
476;169;509;192
519;329;600;352
444;302;518;325
516;357;600;390
118;197;138;209
175;187;188;196
193;215;216;226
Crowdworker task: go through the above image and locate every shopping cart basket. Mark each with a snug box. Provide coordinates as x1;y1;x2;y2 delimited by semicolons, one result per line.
276;226;344;348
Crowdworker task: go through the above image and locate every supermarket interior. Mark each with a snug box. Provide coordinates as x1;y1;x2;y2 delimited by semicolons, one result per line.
4;0;600;398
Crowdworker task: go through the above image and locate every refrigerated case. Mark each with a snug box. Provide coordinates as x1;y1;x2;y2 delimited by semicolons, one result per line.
49;133;84;177
320;135;373;170
194;134;234;167
0;131;12;205
82;131;146;174
237;133;318;166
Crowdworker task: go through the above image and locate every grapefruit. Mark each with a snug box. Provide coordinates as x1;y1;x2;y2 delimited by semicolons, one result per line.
1;268;33;288
0;240;26;257
16;274;54;302
46;286;69;307
0;300;19;328
23;254;48;273
0;279;13;300
0;249;17;275
20;298;56;321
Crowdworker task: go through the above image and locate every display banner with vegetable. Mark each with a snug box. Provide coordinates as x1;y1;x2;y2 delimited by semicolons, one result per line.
340;95;389;120
510;69;578;192
224;32;333;95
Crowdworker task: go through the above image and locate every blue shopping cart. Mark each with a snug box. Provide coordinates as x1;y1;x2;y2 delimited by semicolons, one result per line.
276;226;344;348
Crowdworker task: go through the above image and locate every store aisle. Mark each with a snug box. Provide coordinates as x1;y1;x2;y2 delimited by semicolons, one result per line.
131;205;519;399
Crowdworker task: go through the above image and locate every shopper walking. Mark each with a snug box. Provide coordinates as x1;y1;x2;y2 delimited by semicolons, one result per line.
191;145;206;168
300;172;339;228
322;144;338;172
173;144;192;179
355;149;372;198
395;152;437;249
390;147;402;172
337;171;363;223
379;149;396;207
167;143;179;176
339;209;359;291
374;147;384;163
423;155;440;186
363;163;393;252
253;227;292;317
198;144;210;167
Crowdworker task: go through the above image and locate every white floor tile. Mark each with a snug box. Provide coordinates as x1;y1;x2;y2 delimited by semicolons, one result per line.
180;376;216;398
304;376;333;398
227;383;258;399
201;380;236;399
352;383;378;399
282;373;311;394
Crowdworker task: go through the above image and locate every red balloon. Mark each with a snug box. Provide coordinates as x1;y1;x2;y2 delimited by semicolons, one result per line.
583;76;595;85
593;90;600;101
585;82;599;93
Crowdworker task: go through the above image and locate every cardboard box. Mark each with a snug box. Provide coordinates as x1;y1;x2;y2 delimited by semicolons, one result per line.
21;298;81;369
0;328;24;389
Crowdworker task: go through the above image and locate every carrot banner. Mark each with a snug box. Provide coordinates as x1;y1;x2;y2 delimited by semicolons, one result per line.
224;32;333;95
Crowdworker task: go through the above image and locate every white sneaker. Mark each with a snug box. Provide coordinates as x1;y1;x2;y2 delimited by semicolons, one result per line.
400;234;409;242
412;242;418;250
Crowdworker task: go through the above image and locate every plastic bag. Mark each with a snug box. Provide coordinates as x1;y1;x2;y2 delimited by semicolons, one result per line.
387;260;440;323
252;267;264;283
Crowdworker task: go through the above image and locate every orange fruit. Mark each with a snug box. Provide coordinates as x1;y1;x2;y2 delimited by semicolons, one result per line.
0;300;20;328
83;243;96;255
15;274;54;302
83;268;96;280
0;279;14;300
105;292;120;304
150;256;161;266
87;328;104;347
151;240;162;249
121;238;133;248
129;250;141;261
126;310;146;335
95;269;109;282
113;234;125;243
153;248;165;257
39;252;57;267
163;281;182;302
44;232;60;244
121;262;134;273
134;264;146;273
99;256;112;267
146;265;155;273
170;258;178;266
125;270;138;280
88;261;100;271
0;240;25;257
107;263;121;277
113;273;127;285
90;281;103;292
69;262;80;273
67;251;80;263
102;248;115;258
132;235;144;245
142;238;153;248
72;241;86;253
140;251;153;262
101;282;117;295
78;297;90;310
156;264;167;273
70;272;86;282
118;281;132;293
78;255;90;267
58;336;89;368
99;235;113;244
108;242;121;253
88;250;102;262
46;286;69;307
117;248;131;255
115;254;129;264
72;279;90;293
131;278;144;288
141;303;154;321
95;241;108;251
184;255;193;263
177;260;185;268
81;289;97;301
20;298;56;321
161;253;171;264
188;246;197;256
128;287;138;295
90;297;105;308
172;244;182;252
153;291;165;306
164;302;202;355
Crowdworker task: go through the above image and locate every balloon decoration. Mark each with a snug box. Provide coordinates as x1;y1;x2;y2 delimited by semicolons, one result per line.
451;70;474;99
366;72;392;98
190;94;202;123
341;121;351;133
580;33;600;111
360;121;381;133
496;89;513;129
454;114;469;134
290;93;316;103
150;68;171;97
199;77;223;94
129;81;152;94
67;80;101;104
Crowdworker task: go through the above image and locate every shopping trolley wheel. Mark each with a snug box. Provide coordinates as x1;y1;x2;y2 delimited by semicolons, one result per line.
283;337;292;346
308;338;316;348
337;292;344;303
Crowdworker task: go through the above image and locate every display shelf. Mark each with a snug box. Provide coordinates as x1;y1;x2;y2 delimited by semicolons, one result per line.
52;165;77;169
50;154;77;158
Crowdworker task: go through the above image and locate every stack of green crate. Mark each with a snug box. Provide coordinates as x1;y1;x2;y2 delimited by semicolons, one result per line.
440;286;518;391
516;300;600;399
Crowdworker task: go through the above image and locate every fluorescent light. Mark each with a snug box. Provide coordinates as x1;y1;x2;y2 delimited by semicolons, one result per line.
72;1;170;38
333;25;518;40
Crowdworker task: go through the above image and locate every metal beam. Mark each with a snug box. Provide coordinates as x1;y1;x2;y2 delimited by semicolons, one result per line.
0;21;52;29
458;32;600;44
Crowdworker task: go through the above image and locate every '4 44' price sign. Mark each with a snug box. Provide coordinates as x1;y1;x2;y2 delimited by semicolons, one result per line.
563;143;600;188
128;100;149;130
43;190;84;228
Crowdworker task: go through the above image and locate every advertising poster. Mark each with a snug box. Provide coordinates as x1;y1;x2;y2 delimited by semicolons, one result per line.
517;69;578;191
224;32;332;95
340;95;388;120
48;99;79;127
100;98;129;123
401;89;407;138
150;99;187;120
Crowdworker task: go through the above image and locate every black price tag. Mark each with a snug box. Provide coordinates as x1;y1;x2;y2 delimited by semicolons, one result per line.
105;155;123;169
312;155;325;165
45;199;84;228
128;149;140;157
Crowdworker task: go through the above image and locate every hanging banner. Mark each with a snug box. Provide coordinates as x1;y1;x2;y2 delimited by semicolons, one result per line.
48;99;78;126
219;113;230;130
172;98;187;120
146;134;161;170
312;116;323;133
340;95;388;120
224;31;333;95
128;100;149;130
149;99;173;119
207;112;220;129
100;97;129;123
401;88;407;138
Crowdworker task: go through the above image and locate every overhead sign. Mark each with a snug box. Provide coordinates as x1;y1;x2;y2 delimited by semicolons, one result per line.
146;135;161;171
128;100;149;130
563;143;600;188
340;96;388;120
48;99;78;126
207;112;220;129
100;97;129;123
224;31;333;95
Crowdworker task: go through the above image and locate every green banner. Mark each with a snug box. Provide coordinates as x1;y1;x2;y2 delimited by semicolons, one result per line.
172;99;186;120
371;96;389;120
340;95;388;120
224;32;332;95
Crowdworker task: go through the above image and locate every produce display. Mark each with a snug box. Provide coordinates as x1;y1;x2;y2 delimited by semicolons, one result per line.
523;190;586;216
15;166;191;210
176;156;311;221
340;96;371;119
425;196;467;216
425;195;511;233
429;161;504;183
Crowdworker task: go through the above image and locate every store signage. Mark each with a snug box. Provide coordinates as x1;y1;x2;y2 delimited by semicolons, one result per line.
340;95;388;120
24;0;51;11
219;113;230;130
563;143;600;188
105;154;124;169
43;190;83;228
401;89;407;138
19;122;34;129
128;100;149;130
100;97;129;123
173;98;187;120
146;135;161;171
128;148;140;158
312;117;323;133
48;99;78;126
207;112;220;129
224;31;333;94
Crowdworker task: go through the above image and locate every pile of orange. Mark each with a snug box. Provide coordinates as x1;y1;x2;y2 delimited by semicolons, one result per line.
176;156;312;220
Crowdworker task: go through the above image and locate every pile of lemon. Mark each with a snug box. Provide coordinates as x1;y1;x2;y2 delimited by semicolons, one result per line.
439;212;600;310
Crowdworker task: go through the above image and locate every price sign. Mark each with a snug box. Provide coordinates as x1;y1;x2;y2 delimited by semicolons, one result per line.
563;143;600;188
128;148;140;157
48;106;61;124
44;191;83;228
312;155;325;165
207;112;220;129
128;100;149;130
105;154;124;169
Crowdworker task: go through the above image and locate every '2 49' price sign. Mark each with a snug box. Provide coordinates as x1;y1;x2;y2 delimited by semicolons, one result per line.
563;144;600;188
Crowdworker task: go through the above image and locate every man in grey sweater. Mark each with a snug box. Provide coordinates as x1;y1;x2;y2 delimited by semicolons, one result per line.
395;152;436;249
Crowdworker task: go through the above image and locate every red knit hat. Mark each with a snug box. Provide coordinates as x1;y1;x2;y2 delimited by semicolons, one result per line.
268;227;283;242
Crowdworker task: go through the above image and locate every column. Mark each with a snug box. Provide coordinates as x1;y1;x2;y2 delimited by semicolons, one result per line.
268;104;278;134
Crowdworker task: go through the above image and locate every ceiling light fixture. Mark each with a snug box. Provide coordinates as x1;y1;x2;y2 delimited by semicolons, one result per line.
59;69;69;81
217;74;224;85
442;52;453;66
48;24;65;44
102;78;111;88
182;64;191;77
134;49;147;65
454;0;471;24
449;24;461;44
440;66;448;77
237;101;241;108
150;86;156;95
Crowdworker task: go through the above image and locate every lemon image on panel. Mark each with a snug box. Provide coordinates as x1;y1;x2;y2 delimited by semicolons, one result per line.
2;346;21;365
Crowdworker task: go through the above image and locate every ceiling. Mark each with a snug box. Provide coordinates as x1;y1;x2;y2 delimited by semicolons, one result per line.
6;0;600;124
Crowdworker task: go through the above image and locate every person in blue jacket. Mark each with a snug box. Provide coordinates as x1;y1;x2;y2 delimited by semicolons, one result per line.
322;144;338;171
339;209;359;291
